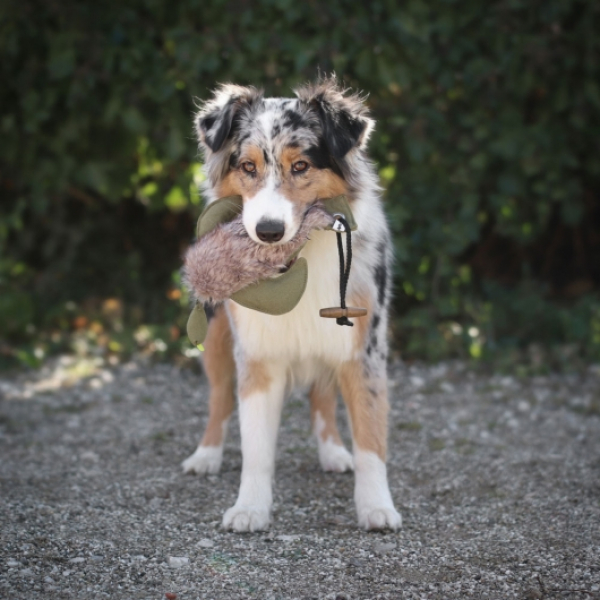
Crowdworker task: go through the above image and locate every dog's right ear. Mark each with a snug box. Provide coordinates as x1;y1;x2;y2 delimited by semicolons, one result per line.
195;85;261;153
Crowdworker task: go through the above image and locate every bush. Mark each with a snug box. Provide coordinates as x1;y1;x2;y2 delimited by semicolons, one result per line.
1;0;599;366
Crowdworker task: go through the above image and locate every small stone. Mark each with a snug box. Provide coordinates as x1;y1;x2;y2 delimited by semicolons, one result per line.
69;557;85;563
276;534;299;542
80;450;99;462
168;556;189;568
44;576;55;584
7;560;20;567
197;539;214;548
165;593;178;600
373;542;397;554
410;376;425;389
348;558;365;568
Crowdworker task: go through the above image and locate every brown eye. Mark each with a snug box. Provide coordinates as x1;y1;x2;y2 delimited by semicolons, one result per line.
242;161;256;174
292;161;309;173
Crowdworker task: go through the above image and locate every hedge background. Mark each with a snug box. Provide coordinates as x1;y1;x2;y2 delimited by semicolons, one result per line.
1;0;599;368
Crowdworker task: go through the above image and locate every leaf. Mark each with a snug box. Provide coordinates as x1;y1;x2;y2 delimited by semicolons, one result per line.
164;186;188;211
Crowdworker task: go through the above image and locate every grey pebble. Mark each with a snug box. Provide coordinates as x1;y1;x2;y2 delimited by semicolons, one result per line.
372;542;396;554
168;556;189;568
276;534;300;542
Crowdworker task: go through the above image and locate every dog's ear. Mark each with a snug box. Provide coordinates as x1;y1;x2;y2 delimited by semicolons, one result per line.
295;76;374;159
195;84;262;152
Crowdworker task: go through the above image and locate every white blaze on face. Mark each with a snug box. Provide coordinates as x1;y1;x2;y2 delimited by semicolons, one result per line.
241;107;299;245
243;177;296;244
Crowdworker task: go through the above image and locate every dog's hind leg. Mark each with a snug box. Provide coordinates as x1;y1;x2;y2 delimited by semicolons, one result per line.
310;379;353;472
338;358;401;531
182;306;235;475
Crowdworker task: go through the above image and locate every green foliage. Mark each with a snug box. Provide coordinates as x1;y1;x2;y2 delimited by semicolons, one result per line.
1;0;599;366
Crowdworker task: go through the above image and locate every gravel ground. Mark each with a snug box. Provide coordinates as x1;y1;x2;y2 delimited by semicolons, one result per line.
1;357;599;600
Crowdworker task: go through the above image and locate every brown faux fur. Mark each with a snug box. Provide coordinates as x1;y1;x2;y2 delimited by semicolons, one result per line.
184;203;334;304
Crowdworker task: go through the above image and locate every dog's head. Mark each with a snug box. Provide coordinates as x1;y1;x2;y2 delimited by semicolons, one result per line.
195;77;374;244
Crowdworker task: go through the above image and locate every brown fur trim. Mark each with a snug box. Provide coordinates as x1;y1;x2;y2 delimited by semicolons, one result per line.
349;292;373;354
338;360;389;460
200;307;236;447
238;359;272;398
216;145;348;207
310;380;344;446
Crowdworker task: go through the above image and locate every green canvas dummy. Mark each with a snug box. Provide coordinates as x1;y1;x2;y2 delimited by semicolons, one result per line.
186;195;356;349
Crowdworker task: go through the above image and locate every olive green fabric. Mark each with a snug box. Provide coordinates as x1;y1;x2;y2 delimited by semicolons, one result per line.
187;194;356;347
196;195;243;239
322;195;357;231
187;303;208;348
231;257;308;315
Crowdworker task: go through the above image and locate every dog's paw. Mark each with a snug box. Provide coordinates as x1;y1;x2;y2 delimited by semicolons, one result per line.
357;506;402;531
182;445;223;475
318;441;354;473
223;505;271;532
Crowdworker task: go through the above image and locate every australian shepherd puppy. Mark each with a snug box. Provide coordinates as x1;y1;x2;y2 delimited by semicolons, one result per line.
182;77;401;532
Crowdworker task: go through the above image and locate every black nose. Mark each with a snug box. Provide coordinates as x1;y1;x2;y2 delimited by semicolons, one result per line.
256;219;285;243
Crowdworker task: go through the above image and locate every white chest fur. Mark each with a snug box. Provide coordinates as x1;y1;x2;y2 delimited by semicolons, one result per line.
227;229;361;366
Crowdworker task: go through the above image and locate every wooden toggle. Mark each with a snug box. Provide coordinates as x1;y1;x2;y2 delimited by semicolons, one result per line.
319;307;368;319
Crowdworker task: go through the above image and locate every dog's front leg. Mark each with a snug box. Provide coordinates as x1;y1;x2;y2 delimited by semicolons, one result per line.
182;307;235;475
223;358;286;532
338;359;401;531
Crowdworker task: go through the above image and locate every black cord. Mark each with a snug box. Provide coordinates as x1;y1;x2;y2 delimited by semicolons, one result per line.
335;216;353;327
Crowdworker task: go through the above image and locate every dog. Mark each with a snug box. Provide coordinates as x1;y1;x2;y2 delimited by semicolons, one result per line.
182;76;401;532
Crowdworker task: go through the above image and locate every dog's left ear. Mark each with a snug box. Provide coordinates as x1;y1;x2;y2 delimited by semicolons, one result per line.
295;77;374;159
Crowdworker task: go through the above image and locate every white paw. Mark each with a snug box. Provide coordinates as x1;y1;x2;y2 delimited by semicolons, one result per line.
357;506;402;531
318;440;354;473
353;450;401;530
181;445;223;475
222;505;271;532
